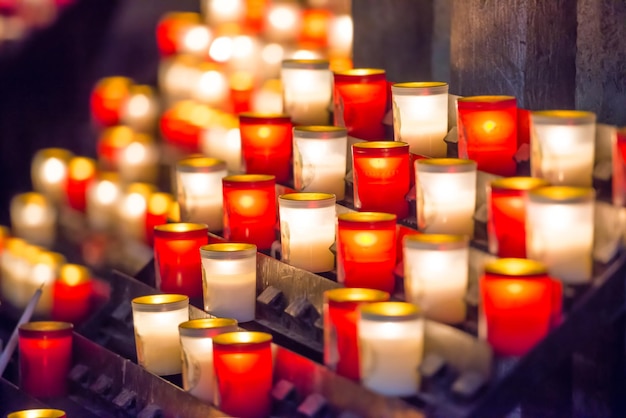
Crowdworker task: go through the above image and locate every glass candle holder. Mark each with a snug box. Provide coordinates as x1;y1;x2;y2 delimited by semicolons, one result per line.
7;410;66;418
31;251;65;317
193;63;230;108
336;212;397;293
212;331;273;418
52;264;92;324
131;294;190;376
487;177;549;258
97;126;135;170
202;0;245;26
457;95;518;176
118;134;159;185
403;234;469;324
19;321;73;398
176;157;228;232
156;12;206;56
7;244;43;310
526;186;595;284
65;157;96;212
415;158;477;236
281;59;332;126
278;193;336;272
333;69;387;140
530;110;596;187
90;76;132;126
120;85;159;133
391;82;449;157
239;112;293;184
200;243;257;322
200;113;241;173
145;193;175;245
323;288;389;381
160;100;215;151
10;192;56;248
117;183;155;242
222;175;277;250
86;172;121;232
178;318;239;403
0;238;28;307
480;258;562;357
31;148;73;205
154;223;208;300
613;128;626;207
358;302;424;397
293;126;347;200
352;141;411;219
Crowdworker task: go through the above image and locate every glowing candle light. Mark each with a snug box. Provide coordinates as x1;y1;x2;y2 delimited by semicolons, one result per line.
30;251;65;316
487;177;549;258
118;134;159;185
7;410;66;418
10;192;56;248
328;14;353;58
202;0;245;26
86;172;121;232
156;12;206;57
97;125;135;170
31;148;73;205
264;2;301;43
132;294;189;376
415;158;477;236
117;183;155;242
392;82;449;157
526;186;595;284
480;258;562;356
90;76;132;126
251;79;284;113
145;192;175;245
120;85;159;133
158;55;202;106
281;59;332;125
2;244;41;309
613;128;626;207
52;264;92;324
457;95;518;176
193;63;230;108
65;157;96;212
530;110;596;187
200;112;242;173
229;71;254;114
324;288;389;381
299;8;330;48
160;101;217;151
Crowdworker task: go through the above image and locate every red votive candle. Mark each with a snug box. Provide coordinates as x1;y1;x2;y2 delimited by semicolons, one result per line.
352;141;411;219
323;288;389;381
337;212;397;293
97;126;135;170
613;128;626;207
65;157;96;212
156;12;202;56
299;8;330;48
19;321;73;398
153;223;208;300
52;264;93;324
222;174;277;250
333;69;387;140
229;71;254;114
457;95;518;176
90;77;132;127
480;258;562;357
212;331;273;418
160;101;215;151
239;112;293;184
487;177;549;258
145;193;175;245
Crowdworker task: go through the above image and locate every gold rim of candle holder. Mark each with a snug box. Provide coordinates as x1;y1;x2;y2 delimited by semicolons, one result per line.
12;192;50;207
223;174;276;187
325;288;390;304
33;148;74;162
352;141;410;157
124;182;156;197
19;321;73;338
404;233;469;250
212;331;273;347
278;192;336;209
416;158;477;173
59;264;90;286
176;157;227;173
531;110;596;125
131;294;189;312
484;258;548;277
359;301;421;321
391;81;448;96
333;68;386;82
8;409;67;418
527;186;595;204
200;243;257;259
457;95;517;110
293;126;347;139
154;222;208;239
338;212;397;229
179;318;239;338
281;58;330;70
128;84;154;98
490;177;550;191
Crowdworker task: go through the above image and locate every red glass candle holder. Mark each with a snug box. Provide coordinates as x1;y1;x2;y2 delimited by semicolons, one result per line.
239;113;293;184
222;174;277;250
613;128;626;207
457;95;518;176
90;77;132;127
65;157;96;212
229;71;254;114
156;12;202;56
337;212;397;293
7;410;66;418
160;101;215;151
299;8;330;48
145;193;175;245
153;223;208;300
487;177;549;258
19;321;73;398
212;332;273;418
480;258;562;357
333;69;387;140
323;288;389;381
97;126;135;170
352;141;411;219
52;264;93;324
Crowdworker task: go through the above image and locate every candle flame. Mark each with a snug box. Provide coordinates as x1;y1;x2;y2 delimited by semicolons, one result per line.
124;193;147;217
41;158;66;184
257;126;271;139
23;203;46;225
483;120;497;133
268;5;298;31
506;283;524;294
209;36;233;62
124;142;147;165
95;180;119;205
127;94;151;118
354;232;378;247
183;25;211;53
261;43;284;65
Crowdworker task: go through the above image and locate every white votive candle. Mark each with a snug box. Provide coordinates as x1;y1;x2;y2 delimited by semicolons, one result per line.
30;251;65;316
10;192;57;248
281;59;332;126
120;85;159;134
117;183;155;242
31;148;73;205
118;134;159;184
86;172;121;232
200;116;242;174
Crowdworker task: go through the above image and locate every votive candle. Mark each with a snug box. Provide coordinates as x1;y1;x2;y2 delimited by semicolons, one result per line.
52;264;92;324
10;192;56;248
613;128;626;207
31;148;73;205
97;126;135;170
281;59;332;125
90;76;132;126
145;193;175;245
117;183;155;242
120;85;159;133
86;172;121;232
65;157;96;212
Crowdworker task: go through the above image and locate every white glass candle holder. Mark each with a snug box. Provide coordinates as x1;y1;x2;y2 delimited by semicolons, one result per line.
86;172;121;232
0;238;28;307
416;158;477;236
201;0;245;26
526;186;595;284
176;157;228;232
132;294;189;376
158;55;202;105
193;63;230;108
281;59;332;126
392;82;449;157
200;115;242;173
2;243;40;309
31;148;73;205
117;183;155;242
10;192;57;248
278;193;336;272
358;302;424;397
403;234;469;324
264;2;302;43
179;318;238;402
118;134;159;184
293;126;347;200
30;251;65;316
120;85;159;133
251;79;284;114
200;243;258;322
530;110;596;187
